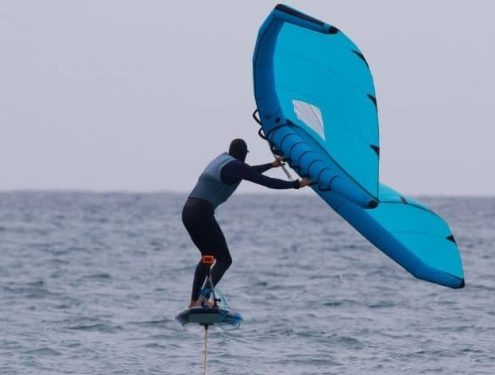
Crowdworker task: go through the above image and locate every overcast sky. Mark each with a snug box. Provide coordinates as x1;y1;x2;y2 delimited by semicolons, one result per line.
1;1;494;196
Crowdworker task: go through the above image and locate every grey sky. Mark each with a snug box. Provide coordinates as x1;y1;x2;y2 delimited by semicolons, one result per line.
1;1;494;195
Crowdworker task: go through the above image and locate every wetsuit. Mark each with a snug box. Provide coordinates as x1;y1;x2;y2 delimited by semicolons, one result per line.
182;153;299;301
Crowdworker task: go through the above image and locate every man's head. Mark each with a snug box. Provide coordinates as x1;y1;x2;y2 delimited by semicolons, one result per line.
229;138;248;161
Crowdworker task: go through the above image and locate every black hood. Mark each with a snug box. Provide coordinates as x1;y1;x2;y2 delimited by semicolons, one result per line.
229;139;248;161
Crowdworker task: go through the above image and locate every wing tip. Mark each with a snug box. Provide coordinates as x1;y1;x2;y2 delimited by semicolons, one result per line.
274;4;325;27
442;275;465;289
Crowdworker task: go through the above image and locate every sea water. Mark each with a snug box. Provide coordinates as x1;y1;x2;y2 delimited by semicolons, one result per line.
0;192;493;374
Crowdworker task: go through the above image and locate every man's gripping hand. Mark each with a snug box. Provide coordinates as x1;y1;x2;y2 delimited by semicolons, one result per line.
271;156;286;168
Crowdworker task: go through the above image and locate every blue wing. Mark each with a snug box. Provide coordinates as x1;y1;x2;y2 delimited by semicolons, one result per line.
253;4;464;288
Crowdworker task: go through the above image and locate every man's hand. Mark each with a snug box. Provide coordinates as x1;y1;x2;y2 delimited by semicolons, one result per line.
271;156;286;167
298;178;312;188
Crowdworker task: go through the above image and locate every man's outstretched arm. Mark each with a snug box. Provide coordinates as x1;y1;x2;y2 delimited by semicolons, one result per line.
250;156;286;174
222;160;311;189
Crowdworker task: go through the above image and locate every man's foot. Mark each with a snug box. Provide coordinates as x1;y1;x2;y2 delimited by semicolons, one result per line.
188;299;214;308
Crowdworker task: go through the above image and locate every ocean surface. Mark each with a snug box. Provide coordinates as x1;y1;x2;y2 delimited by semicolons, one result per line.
0;191;494;374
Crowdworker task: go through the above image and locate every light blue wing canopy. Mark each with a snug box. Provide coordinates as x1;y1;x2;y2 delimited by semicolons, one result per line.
254;4;379;208
253;4;464;288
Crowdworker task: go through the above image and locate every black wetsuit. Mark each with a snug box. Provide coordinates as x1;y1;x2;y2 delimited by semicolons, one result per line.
182;160;299;301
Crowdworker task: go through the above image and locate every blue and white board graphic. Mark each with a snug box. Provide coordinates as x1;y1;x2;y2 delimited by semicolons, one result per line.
253;4;464;288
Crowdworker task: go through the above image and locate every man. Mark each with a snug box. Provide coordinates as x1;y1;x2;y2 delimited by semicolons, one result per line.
182;138;311;308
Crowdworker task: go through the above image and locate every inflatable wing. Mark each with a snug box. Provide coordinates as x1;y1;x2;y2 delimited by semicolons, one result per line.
252;4;464;288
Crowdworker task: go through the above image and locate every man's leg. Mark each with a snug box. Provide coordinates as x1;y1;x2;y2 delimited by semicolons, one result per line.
208;216;232;287
182;201;213;307
190;261;209;306
182;200;232;307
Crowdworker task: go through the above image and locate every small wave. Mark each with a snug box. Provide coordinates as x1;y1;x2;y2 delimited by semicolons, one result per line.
128;319;169;327
84;273;112;280
24;347;61;356
67;323;123;333
334;335;364;349
368;300;396;309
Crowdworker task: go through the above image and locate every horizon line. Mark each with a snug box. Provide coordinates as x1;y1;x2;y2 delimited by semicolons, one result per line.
0;188;493;198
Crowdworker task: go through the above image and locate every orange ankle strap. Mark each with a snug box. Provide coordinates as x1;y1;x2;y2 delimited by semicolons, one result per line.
201;255;215;265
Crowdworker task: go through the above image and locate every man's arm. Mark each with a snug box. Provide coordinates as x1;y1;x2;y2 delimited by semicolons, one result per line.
250;162;273;174
251;156;286;174
222;160;302;189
